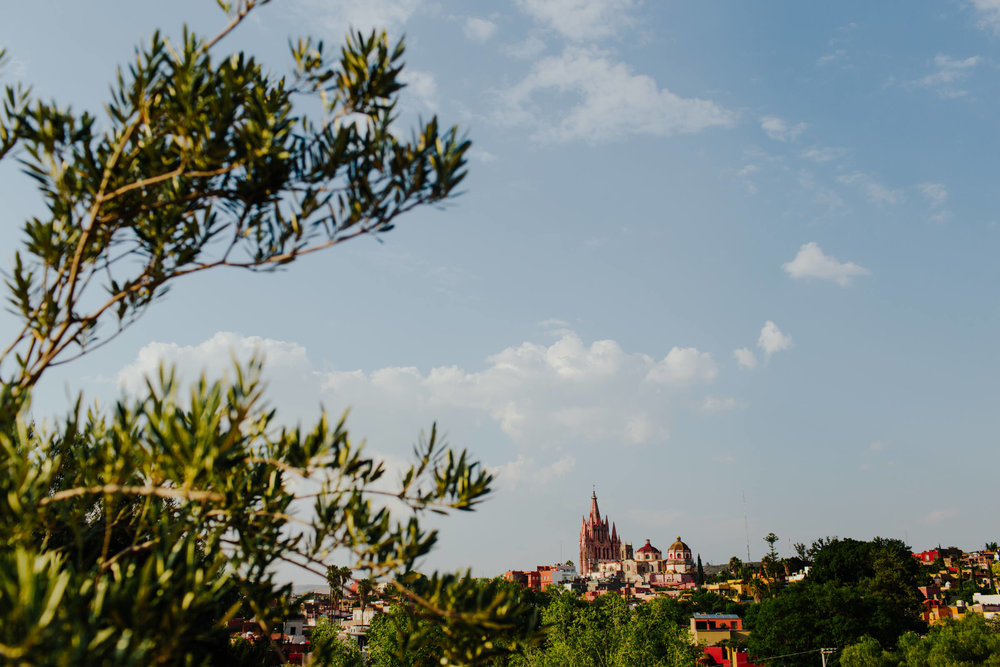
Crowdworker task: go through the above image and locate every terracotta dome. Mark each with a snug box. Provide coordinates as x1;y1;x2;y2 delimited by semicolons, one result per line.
636;539;659;553
669;536;689;553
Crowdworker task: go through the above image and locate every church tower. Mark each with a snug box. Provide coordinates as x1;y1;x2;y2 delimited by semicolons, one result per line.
579;490;622;576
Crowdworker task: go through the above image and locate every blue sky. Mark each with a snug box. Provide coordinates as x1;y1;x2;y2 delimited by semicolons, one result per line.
3;0;1000;581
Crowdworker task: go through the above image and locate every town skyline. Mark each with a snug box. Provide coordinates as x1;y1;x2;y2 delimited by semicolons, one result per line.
3;0;1000;580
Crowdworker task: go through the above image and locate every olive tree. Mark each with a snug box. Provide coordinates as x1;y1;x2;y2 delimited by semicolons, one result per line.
0;1;538;664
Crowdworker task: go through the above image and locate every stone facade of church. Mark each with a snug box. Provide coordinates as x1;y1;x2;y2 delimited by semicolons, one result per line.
579;491;621;576
579;491;697;588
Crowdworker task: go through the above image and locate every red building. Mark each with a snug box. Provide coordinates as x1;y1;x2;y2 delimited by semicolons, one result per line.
579;491;621;576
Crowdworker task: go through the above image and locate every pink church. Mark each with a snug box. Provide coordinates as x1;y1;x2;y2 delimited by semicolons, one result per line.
579;491;621;576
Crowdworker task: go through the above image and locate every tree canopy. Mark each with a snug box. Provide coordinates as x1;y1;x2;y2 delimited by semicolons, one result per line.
0;1;539;664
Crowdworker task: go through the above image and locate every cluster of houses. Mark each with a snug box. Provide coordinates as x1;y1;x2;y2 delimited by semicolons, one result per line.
226;580;388;665
913;546;1000;624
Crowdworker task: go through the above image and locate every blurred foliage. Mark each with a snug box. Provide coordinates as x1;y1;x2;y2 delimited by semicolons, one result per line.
0;1;541;664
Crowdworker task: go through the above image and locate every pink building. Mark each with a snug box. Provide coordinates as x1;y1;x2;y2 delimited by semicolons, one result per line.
579;491;621;576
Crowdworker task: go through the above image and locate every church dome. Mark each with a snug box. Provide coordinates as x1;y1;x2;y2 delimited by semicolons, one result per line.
669;536;689;553
636;539;659;554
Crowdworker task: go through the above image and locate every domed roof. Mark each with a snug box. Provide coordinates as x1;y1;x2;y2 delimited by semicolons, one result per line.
636;539;659;553
669;536;689;552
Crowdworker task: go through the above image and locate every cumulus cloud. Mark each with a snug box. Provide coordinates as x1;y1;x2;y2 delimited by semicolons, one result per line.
760;115;806;142
327;330;684;445
733;348;758;370
646;347;718;385
464;16;498;42
119;330;730;453
498;46;736;144
916;54;981;98
116;331;317;395
399;69;437;109
291;0;425;34
494;454;576;489
837;171;903;205
971;0;1000;33
515;0;636;41
757;321;792;357
783;242;871;287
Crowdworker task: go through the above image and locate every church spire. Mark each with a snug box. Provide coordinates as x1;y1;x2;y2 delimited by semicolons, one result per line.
589;488;601;523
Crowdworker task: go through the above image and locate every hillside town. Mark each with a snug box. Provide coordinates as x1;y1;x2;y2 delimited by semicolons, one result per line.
237;492;1000;665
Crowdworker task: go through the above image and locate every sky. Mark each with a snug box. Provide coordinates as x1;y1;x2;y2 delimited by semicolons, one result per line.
2;0;1000;582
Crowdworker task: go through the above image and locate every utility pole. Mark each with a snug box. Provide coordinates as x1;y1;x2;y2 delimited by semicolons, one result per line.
820;647;835;666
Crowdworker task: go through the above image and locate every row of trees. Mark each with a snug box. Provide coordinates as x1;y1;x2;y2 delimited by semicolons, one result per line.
355;585;736;667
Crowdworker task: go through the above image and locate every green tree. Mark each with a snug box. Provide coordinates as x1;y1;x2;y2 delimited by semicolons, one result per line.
842;614;1000;667
0;2;540;664
839;636;896;667
512;590;702;667
308;618;363;667
764;532;780;559
746;537;926;667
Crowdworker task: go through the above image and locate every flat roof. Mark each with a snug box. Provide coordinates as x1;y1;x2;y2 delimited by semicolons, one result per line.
693;613;740;619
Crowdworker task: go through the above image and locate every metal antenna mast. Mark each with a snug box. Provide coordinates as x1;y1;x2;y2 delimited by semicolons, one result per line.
742;489;751;562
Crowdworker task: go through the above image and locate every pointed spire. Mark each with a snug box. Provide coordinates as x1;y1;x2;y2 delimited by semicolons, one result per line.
611;522;618;542
589;488;601;523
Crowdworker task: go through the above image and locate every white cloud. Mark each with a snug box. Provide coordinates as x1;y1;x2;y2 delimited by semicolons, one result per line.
292;0;425;34
816;49;847;67
757;321;792;357
646;347;718;385
837;171;903;205
494;454;576;489
925;508;956;524
760;115;806;142
737;164;759;194
504;34;548;60
918;183;948;206
116;332;316;395
116;331;728;455
468;148;497;163
515;0;636;41
733;348;758;370
399;69;437;109
869;440;885;452
498;47;736;144
916;54;981;99
801;146;847;163
971;0;1000;33
783;242;871;287
917;183;953;223
464;16;498;42
701;396;744;413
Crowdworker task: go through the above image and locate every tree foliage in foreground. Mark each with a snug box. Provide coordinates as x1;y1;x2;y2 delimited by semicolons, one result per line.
0;1;540;664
